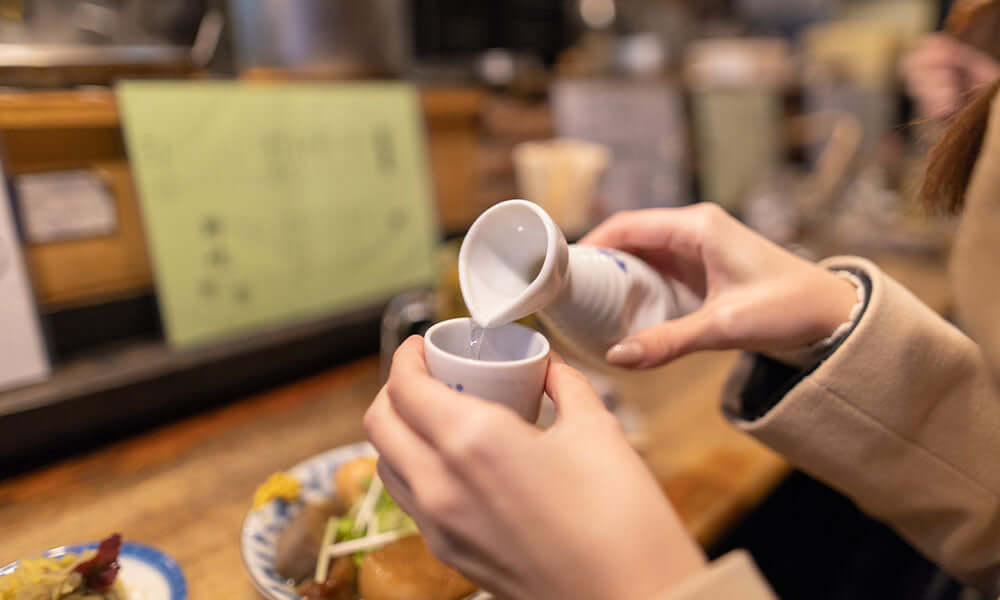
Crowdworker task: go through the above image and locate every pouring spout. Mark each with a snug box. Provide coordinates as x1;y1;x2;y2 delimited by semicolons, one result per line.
459;200;570;327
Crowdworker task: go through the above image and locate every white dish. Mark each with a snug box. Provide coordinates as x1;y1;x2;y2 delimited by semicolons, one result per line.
241;441;375;600
0;540;187;600
241;441;492;600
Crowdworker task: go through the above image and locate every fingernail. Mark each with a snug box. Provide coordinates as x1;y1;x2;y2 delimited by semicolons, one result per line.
606;341;644;366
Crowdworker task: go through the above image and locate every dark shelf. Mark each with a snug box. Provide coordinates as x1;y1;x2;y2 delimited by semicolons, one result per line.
0;304;384;478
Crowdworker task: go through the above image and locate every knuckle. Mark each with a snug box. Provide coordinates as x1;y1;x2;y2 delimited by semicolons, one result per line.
385;373;404;402
641;330;677;364
362;405;377;435
552;361;587;384
391;342;408;365
390;336;419;365
606;211;631;228
600;211;640;238
589;409;625;437
416;483;463;521
694;202;726;229
441;409;498;465
681;204;715;244
363;393;387;438
709;302;742;339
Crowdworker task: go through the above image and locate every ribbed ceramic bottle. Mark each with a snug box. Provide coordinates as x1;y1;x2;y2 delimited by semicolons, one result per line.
537;244;679;357
459;200;686;360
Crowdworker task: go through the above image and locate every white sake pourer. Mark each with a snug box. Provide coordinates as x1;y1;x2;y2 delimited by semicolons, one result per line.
459;200;684;358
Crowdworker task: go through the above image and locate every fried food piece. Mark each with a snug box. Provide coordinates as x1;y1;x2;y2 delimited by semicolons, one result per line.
296;556;357;600
359;536;477;600
275;500;340;582
334;456;378;506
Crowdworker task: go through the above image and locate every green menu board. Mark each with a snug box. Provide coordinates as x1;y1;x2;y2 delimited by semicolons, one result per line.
118;82;438;347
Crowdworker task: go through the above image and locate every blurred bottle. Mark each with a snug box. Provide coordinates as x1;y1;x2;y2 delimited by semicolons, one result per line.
802;22;901;164
736;0;839;36
685;38;791;213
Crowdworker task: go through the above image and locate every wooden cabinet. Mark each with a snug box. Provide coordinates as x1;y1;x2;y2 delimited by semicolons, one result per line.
420;87;486;232
0;84;485;309
1;90;152;308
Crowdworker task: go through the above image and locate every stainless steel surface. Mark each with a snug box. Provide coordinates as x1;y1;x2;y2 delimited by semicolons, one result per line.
0;0;204;46
228;0;410;75
0;43;190;67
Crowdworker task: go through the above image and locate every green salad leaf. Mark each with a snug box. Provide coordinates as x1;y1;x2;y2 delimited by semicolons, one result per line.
375;489;417;533
328;486;417;568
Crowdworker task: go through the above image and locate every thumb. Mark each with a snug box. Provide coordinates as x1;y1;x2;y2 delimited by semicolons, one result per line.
544;356;607;421
606;308;719;368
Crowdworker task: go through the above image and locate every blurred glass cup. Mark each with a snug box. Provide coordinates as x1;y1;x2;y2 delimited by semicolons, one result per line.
512;138;611;239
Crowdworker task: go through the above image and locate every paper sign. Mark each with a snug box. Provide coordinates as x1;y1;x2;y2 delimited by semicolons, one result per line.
551;79;690;214
15;170;117;243
0;163;50;391
118;82;438;348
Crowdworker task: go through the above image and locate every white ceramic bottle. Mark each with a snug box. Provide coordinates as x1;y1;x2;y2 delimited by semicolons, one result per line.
459;200;690;358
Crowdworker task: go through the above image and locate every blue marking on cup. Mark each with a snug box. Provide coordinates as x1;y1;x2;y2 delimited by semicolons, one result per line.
597;248;627;272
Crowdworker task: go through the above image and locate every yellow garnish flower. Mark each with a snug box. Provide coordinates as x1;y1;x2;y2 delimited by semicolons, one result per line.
253;472;301;509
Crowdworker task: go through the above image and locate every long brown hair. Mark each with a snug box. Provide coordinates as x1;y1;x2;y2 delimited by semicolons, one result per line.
921;78;1000;214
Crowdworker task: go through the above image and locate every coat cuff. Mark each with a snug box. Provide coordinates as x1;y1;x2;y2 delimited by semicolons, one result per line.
722;256;1000;593
727;259;873;421
655;551;776;600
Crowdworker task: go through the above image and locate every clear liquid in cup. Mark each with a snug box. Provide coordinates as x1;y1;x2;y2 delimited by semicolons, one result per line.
469;325;487;360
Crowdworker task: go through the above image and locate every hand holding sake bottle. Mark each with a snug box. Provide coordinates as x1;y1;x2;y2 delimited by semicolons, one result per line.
582;203;857;368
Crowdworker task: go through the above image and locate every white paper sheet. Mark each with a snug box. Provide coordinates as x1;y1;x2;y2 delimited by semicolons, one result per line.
0;163;50;392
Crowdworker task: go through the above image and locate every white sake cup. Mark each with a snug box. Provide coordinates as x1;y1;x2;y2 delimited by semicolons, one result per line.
423;318;550;423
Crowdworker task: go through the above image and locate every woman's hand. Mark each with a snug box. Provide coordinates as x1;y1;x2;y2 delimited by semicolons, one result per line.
901;34;1000;120
364;337;706;600
580;203;858;368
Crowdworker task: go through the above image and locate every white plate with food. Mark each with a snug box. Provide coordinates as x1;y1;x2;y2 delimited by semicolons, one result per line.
241;441;487;600
0;534;187;600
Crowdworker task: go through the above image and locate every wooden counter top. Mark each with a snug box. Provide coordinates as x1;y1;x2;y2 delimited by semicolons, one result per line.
0;253;952;598
0;353;758;599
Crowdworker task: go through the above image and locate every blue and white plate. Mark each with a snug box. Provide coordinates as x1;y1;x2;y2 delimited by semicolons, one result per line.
0;541;187;600
241;441;376;600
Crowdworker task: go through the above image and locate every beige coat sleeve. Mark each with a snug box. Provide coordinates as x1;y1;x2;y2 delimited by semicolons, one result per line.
722;254;1000;595
952;93;1000;387
656;551;777;600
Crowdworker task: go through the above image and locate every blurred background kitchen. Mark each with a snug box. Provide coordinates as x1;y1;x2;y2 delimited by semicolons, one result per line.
0;0;994;597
